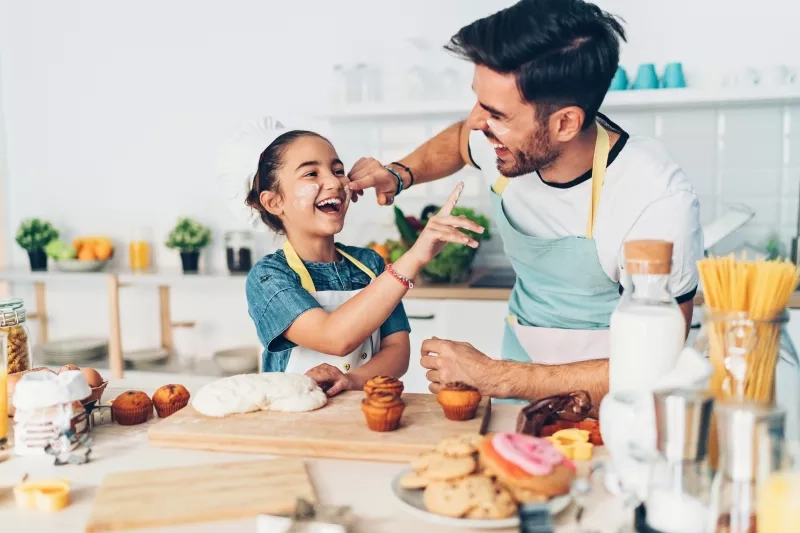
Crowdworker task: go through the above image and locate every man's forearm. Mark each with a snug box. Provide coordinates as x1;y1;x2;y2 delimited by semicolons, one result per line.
481;359;609;411
398;121;468;186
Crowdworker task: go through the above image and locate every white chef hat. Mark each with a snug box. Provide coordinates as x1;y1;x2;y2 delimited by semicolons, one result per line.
216;116;290;231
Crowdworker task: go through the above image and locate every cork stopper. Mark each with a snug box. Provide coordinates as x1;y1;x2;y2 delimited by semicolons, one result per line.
624;240;673;275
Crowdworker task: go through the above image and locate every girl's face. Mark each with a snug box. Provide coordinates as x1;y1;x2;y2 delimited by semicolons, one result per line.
261;135;350;238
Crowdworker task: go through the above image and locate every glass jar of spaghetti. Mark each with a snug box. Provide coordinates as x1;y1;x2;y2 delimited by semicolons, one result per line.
0;299;32;375
693;309;799;468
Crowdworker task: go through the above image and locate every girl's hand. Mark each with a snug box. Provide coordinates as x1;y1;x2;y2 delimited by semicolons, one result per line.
305;363;352;397
405;182;484;267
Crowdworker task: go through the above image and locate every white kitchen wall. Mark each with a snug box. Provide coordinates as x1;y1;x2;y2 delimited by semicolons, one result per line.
0;0;798;360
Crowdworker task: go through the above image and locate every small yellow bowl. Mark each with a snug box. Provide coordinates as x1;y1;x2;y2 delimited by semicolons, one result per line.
14;479;71;512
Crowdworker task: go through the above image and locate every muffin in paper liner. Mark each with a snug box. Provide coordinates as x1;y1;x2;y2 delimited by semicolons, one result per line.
437;382;482;421
361;391;405;432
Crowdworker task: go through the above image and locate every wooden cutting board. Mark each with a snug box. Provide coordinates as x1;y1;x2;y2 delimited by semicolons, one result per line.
148;391;491;462
85;459;315;532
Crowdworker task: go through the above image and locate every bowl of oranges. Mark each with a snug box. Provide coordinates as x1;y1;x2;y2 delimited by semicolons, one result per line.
46;236;114;272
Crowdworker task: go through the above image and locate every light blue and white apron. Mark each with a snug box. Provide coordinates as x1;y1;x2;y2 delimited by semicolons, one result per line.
491;125;619;401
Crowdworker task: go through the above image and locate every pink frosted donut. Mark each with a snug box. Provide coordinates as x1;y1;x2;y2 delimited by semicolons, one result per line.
492;432;568;476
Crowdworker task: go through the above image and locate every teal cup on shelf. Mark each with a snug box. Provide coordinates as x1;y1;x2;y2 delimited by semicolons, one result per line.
609;66;629;91
631;63;659;90
661;62;687;89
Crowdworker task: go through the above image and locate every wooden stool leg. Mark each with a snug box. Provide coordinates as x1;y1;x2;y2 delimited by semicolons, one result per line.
107;275;124;379
159;286;173;358
33;281;48;343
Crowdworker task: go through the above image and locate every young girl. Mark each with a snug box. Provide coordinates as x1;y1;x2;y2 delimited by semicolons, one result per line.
243;128;483;396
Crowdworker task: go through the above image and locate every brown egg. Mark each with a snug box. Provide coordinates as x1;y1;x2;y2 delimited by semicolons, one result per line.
80;367;105;388
58;364;80;374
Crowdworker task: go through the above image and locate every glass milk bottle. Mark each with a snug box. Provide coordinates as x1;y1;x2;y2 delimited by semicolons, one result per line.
609;240;685;393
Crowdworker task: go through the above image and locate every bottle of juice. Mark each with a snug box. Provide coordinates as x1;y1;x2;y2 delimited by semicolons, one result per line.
758;471;800;532
1;333;8;447
129;227;151;272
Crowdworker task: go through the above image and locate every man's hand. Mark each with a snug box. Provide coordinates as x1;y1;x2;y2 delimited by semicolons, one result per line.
305;363;352;397
420;337;493;394
347;158;399;206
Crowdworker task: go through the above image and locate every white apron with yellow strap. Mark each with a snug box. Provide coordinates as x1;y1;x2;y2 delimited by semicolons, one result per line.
491;124;620;377
282;241;381;375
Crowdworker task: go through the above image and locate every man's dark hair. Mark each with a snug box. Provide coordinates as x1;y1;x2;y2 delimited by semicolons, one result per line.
445;0;626;129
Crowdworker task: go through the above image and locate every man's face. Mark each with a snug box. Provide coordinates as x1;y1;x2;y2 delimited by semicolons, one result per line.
466;65;560;177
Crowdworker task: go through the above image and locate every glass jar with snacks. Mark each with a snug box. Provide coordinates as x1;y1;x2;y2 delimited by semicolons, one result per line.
693;256;800;469
0;299;32;375
225;230;254;274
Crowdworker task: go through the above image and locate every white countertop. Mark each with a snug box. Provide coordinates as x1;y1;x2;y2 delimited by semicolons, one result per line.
0;372;626;533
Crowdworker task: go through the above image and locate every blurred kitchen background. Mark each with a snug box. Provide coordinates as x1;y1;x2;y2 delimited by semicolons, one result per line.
1;0;799;374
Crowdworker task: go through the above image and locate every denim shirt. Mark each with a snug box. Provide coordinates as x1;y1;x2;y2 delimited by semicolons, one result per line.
246;243;411;372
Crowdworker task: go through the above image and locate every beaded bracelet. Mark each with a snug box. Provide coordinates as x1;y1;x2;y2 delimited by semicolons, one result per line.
390;161;415;188
384;166;404;196
385;263;415;289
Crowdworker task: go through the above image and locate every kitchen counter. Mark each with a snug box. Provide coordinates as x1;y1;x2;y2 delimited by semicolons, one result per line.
0;371;626;533
407;269;800;308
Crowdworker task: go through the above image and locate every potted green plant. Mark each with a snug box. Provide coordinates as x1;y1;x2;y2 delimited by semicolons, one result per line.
15;218;60;271
165;217;212;273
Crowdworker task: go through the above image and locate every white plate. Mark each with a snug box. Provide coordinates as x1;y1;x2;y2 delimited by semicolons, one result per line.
124;348;170;368
390;468;572;529
54;259;111;272
38;338;108;355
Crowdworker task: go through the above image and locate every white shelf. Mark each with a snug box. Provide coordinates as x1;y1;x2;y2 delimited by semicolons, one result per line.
117;270;248;287
314;87;800;120
0;268;248;287
0;269;111;283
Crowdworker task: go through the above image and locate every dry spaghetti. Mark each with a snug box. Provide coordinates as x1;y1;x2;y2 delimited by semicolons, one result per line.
697;254;800;467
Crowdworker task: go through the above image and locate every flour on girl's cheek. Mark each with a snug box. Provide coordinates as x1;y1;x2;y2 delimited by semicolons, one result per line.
486;118;511;140
294;183;320;208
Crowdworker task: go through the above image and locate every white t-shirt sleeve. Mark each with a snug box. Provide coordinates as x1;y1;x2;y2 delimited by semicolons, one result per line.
620;188;703;300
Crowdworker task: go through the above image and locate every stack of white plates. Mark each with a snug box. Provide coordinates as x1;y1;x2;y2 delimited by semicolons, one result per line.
37;338;108;365
124;347;171;370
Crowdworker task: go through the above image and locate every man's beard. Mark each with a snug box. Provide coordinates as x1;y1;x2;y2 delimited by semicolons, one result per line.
496;127;560;178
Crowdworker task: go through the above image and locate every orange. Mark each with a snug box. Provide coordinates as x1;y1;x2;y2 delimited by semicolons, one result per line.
94;242;112;260
370;243;390;263
78;246;97;261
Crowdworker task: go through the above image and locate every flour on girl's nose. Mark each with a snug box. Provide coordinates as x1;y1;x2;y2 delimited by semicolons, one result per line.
294;183;320;208
486;118;511;138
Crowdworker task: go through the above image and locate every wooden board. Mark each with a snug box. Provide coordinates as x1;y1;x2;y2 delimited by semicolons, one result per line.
148;391;491;462
85;459;315;532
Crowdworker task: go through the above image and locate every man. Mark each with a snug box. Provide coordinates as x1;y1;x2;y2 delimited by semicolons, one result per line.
347;0;703;406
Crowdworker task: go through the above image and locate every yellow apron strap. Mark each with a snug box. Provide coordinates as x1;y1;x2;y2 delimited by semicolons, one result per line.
283;242;377;293
586;124;610;239
283;241;316;292
493;175;510;195
336;247;377;280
